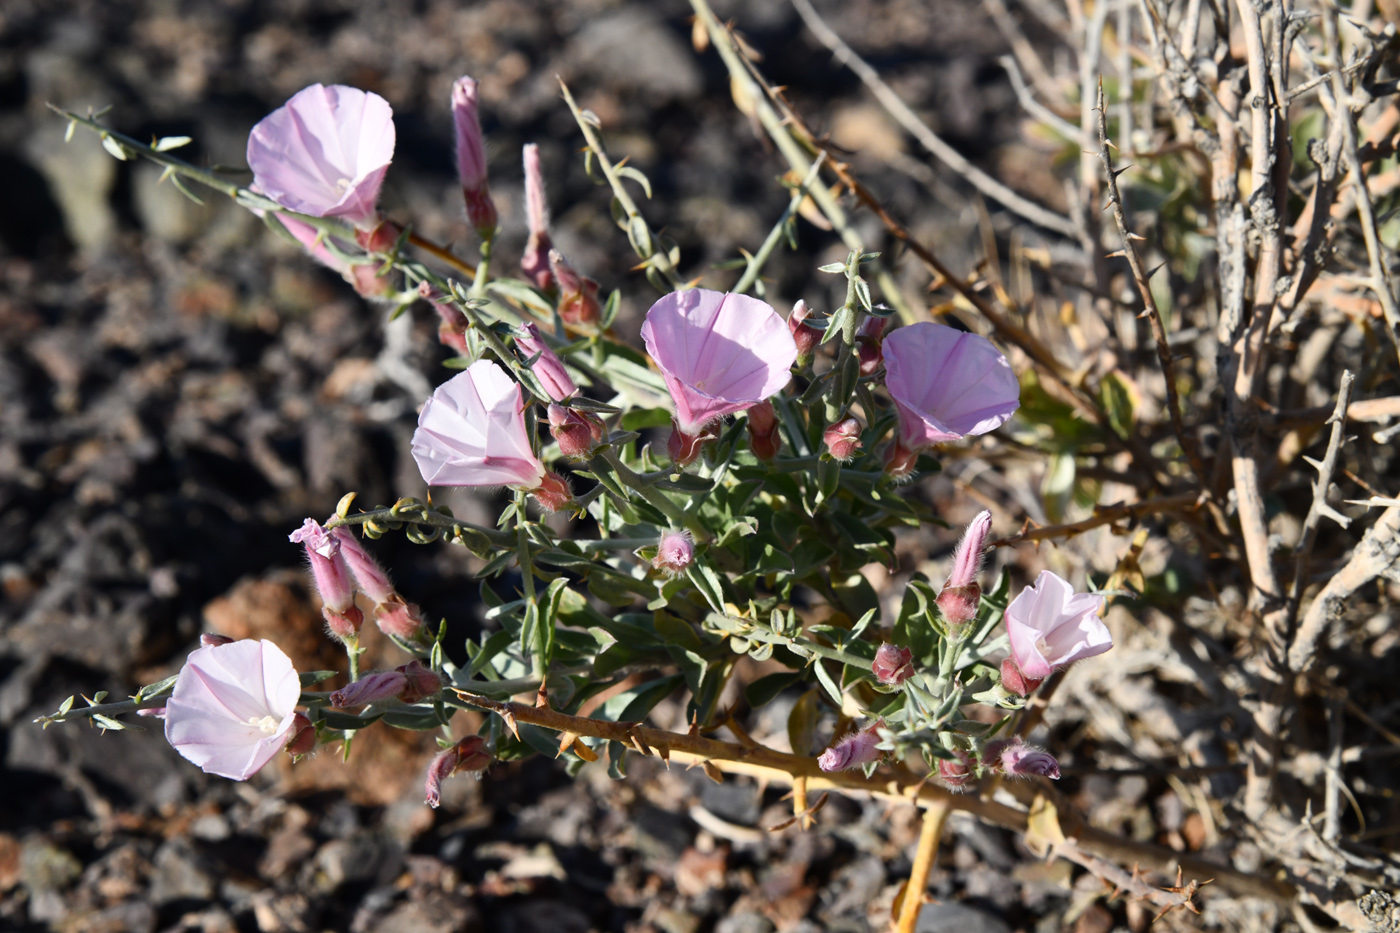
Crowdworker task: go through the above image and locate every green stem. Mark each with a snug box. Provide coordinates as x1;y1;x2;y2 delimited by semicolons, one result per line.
516;493;544;681
471;235;494;298
327;504;514;548
744;627;874;670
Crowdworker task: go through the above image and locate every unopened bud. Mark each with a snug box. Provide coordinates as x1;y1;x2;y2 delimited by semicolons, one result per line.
652;530;695;577
871;643;914;686
883;439;919;479
855;315;886;376
788;300;822;367
936;584;981;627
332;526;396;607
985;738;1059;779
668;421;713;467
1000;657;1043;697
349;263;394;299
354;219;402;255
549;404;599;458
937;751;976;791
419;281;469;356
550;250;601;330
517;324;577;402
397;660;446;703
530;471;574;512
823;418;863;462
284;713;316;757
451;76;498;238
200;634;236;648
330;670;407;708
322;605;364;643
746;400;781;460
521;143;554;291
426;735;492;808
374;597;425;642
817;723;883;772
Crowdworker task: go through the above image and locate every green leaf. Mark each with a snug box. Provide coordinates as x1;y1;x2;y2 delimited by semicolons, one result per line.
616;165;653;199
787;689;822;755
319;710;384;730
812;659;844;707
380;705;448;731
598;674;684;722
153;135;193;151
1099;369;1141;440
298;670;338;687
685;562;727;613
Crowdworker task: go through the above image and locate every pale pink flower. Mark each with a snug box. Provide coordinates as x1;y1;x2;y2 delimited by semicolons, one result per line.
516;324;577;402
451;76;497;236
411;360;547;489
817;723;884;772
521;143;553;291
883;323;1020;450
936;510;993;626
641;289;797;437
164;639;301;781
652;530;695;576
247;84;395;228
1004;570;1112;682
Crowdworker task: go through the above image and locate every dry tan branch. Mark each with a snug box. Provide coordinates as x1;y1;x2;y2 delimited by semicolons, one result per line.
988;492;1202;547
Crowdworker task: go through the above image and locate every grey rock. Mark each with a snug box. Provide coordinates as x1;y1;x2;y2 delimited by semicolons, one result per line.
565;10;702;102
631;803;694;863
915;902;1013;933
700;778;761;826
23;121;117;254
150;837;215;904
313;832;403;891
132;161;215;243
716;912;775;933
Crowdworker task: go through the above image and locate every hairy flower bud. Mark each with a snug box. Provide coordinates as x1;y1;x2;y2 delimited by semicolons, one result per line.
521;143;554;291
425;735;492;808
883;439;919;479
823;418;863;462
937;750;976;791
985;738;1060;779
331;526;395;607
419;281;469;356
374;596;425;642
817;723;884;772
289;518;362;640
330;670;407;708
1000;657;1043;697
855;314;886;376
397;660;446;704
937;511;992;625
548;404;599;459
284;713;317;758
787;300;823;368
550;250;602;330
530;471;574;512
516;324;578;402
667;421;714;467
451;76;497;238
871;643;914;686
746;400;781;460
354;219;402;255
652;530;695;577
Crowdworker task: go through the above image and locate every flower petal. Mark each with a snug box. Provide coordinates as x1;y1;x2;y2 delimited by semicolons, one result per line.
411;360;546;488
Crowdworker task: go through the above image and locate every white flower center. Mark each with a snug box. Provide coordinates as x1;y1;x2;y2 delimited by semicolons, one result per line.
334;177;353;194
1035;635;1053;659
249;714;280;735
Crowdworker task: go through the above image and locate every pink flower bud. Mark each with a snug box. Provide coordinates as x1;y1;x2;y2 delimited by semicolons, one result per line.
746;400;781;460
549;250;602;330
284;713;316;757
855;315;886;376
322;605;364;644
451;76;497;238
549;404;599;459
1000;657;1043;697
871;643;913;686
1005;570;1111;681
354;219;402;255
817;723;884;772
517;324;578;402
374;597;425;642
883;439;919;479
521;143;554;291
937;511;991;627
397;660;445;704
823;418;863;462
289;519;358;618
330;527;395;607
330;670;407;708
426;735;492;808
530;471;574;512
788;300;822;367
667;421;714;467
985;738;1059;779
937;751;976;791
418;282;470;356
200;634;236;648
652;530;695;576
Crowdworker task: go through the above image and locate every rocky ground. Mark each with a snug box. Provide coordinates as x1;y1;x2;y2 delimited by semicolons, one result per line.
2;1;1396;932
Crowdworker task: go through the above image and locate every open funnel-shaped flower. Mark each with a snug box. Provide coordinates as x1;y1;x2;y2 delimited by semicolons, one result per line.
248;84;395;228
884;322;1019;449
1005;570;1112;681
164;639;301;781
640;289;797;436
411;360;547;489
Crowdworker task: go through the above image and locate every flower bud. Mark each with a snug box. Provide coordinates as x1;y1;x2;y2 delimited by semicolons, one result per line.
871;643;914;686
289;519;360;638
937;751;976;791
322;605;364;643
652;530;695;577
883;439;919;479
419;281;470;356
667;421;713;467
451;76;498;238
855;314;886;376
200;634;236;648
354;219;402;255
788;300;822;367
550;249;601;330
374;596;426;642
426;735;492;808
985;738;1059;779
936;585;980;628
330;670;407;708
521;143;554;292
823;418;863;462
548;404;599;459
530;471;574;512
817;723;883;772
349;263;395;299
397;660;446;704
1000;657;1043;697
746;400;781;460
517;324;577;402
331;527;395;607
284;713;317;757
